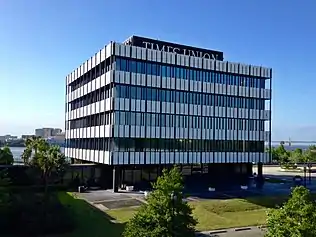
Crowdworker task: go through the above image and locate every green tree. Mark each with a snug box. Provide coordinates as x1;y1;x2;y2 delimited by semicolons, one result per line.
0;169;12;232
21;136;43;164
21;137;69;230
266;143;291;164
303;145;316;162
289;148;304;164
266;186;316;237
123;167;197;237
0;146;14;165
266;147;279;162
22;137;68;193
274;143;290;164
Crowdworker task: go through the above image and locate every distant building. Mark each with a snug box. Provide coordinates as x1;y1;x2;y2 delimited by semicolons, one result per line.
47;132;65;146
52;128;62;136
35;128;63;138
0;135;18;141
49;132;65;141
21;135;34;140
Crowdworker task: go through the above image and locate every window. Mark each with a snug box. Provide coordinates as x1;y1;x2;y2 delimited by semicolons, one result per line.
120;112;125;125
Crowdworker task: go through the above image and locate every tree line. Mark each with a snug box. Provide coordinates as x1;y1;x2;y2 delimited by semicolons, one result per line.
267;142;316;165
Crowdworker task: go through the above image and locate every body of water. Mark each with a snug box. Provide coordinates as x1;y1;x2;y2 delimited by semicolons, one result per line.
7;144;314;162
272;144;313;151
9;147;65;162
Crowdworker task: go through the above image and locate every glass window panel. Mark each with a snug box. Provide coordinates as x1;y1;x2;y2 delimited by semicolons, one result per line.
131;86;137;99
136;113;141;126
120;111;125;125
161;65;166;77
147;63;152;74
131;61;137;73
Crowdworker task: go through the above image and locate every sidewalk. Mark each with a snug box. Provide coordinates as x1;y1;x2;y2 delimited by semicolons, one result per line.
196;225;266;236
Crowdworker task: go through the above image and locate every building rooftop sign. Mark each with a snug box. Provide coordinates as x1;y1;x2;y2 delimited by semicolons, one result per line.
123;36;224;61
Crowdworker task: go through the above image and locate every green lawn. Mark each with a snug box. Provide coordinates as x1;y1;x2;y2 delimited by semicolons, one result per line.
56;192;288;236
56;192;125;237
106;200;269;231
106;195;287;231
191;198;269;230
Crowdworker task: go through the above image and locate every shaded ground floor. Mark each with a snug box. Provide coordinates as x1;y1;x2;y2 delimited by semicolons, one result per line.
86;162;263;192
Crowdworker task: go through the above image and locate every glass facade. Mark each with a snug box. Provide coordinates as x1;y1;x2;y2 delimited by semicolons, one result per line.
66;138;264;153
65;41;271;166
115;84;265;110
116;57;266;88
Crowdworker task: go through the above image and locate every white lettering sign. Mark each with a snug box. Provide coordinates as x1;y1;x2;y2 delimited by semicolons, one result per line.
142;41;218;60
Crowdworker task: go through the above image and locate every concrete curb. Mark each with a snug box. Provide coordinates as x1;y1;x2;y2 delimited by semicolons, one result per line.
196;225;268;236
234;227;252;231
209;230;228;235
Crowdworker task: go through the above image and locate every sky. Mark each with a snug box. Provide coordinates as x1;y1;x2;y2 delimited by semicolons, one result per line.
0;0;315;141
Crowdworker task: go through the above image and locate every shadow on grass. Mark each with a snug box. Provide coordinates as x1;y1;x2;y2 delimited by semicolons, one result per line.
183;171;316;208
57;192;126;237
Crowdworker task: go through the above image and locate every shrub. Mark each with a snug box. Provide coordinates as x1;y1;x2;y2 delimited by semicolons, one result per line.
281;163;298;170
266;186;316;236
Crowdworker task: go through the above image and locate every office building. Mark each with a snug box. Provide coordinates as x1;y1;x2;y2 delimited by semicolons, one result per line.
65;36;272;191
35;128;63;138
21;135;34;140
0;135;18;141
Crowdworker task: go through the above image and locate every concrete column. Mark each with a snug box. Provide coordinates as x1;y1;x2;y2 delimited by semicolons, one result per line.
256;162;264;189
257;162;263;177
247;163;253;176
113;166;119;192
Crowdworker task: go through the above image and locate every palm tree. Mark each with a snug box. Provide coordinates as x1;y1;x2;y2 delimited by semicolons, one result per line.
22;136;49;165
20;137;69;227
0;146;14;165
22;137;68;192
37;145;68;192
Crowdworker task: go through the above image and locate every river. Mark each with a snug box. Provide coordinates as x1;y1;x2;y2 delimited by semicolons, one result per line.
9;147;65;162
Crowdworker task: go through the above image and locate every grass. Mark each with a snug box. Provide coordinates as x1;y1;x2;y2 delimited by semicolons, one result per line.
105;195;288;231
190;198;271;230
54;192;294;235
106;207;139;223
55;192;125;237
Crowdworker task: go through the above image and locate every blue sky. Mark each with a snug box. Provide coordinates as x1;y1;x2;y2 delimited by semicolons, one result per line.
0;0;315;141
